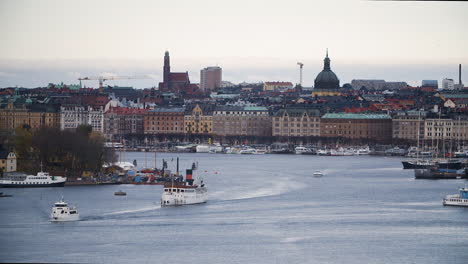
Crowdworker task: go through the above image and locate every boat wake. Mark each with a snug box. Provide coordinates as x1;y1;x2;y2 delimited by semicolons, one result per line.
103;205;161;216
81;205;161;221
211;179;306;201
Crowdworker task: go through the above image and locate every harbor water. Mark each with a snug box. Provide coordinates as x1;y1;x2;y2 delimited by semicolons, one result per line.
1;153;468;264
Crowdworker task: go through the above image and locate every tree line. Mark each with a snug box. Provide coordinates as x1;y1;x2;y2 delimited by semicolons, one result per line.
2;125;116;177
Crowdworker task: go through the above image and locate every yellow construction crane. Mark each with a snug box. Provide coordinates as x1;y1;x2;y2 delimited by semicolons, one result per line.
78;75;152;89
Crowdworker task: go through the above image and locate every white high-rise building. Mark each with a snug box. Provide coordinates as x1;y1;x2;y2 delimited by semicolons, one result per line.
442;78;455;90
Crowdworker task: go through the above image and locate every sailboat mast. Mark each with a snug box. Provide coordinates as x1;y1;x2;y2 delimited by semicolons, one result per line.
416;111;420;160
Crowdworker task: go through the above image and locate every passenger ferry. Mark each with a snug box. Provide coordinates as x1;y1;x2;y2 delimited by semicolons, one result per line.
0;171;66;188
161;164;207;206
50;198;80;221
443;186;468;207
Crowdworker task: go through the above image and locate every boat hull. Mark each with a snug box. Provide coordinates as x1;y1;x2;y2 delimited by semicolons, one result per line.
50;215;80;222
436;161;463;170
161;188;208;206
443;200;468;207
402;161;434;169
414;169;467;179
0;182;66;188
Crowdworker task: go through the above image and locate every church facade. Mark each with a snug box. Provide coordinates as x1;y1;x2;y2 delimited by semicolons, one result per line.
158;51;198;96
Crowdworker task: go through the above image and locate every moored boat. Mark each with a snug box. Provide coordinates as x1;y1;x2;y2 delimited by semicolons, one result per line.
295;146;316;155
240;148;256;154
443;186;468;207
0;171;66;188
414;168;467;179
402;159;436;169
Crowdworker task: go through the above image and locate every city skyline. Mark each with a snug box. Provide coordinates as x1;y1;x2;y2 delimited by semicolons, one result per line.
0;0;467;88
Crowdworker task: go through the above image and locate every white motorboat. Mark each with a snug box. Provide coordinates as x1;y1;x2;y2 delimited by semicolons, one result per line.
0;171;66;188
50;198;80;222
313;171;323;177
295;146;316;155
240;148;256;154
161;164;207;206
354;147;370;155
253;148;267;155
196;144;223;153
443;186;468;207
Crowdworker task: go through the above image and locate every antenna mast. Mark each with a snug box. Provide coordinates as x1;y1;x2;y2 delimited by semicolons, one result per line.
297;62;304;87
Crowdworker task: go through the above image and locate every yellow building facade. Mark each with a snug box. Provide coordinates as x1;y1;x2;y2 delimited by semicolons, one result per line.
184;105;213;135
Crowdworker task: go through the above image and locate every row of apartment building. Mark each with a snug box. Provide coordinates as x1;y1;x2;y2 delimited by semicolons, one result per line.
2;102;468;142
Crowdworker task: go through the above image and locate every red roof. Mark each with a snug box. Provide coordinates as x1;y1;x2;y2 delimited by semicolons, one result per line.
344;107;369;113
81;95;110;107
170;72;189;82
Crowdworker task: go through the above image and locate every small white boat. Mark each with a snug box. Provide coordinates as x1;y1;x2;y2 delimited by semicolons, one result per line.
50;198;80;222
443;186;468;207
240;148;256;154
313;171;323;177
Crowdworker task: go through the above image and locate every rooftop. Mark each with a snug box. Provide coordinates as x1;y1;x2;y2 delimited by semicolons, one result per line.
322;113;391;120
148;107;185;113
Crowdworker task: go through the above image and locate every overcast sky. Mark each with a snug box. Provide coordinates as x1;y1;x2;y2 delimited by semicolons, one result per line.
0;0;467;88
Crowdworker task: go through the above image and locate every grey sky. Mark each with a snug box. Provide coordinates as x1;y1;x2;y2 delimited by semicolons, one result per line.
0;0;467;88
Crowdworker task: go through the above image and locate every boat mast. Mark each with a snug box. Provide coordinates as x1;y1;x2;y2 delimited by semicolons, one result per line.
416;111;420;160
436;110;441;159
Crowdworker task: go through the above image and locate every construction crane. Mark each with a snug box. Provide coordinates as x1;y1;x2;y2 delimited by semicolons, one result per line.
297;62;304;87
78;75;152;89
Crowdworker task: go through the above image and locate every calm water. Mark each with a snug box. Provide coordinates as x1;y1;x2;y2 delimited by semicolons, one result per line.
1;153;467;264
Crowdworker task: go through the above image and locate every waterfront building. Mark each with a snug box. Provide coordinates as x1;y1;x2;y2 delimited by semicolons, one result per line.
0;102;60;130
424;117;468;141
104;107;147;140
59;96;109;133
144;107;185;134
0;151;17;172
60;105;87;130
312;50;342;96
60;104;105;133
87;106;105;133
200;66;222;91
263;82;294;92
184;104;213;135
212;106;271;137
442;78;455;90
392;111;426;141
320;113;392;142
272;107;321;137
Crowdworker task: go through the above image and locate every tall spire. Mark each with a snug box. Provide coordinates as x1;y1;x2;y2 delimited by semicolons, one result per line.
323;49;331;71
